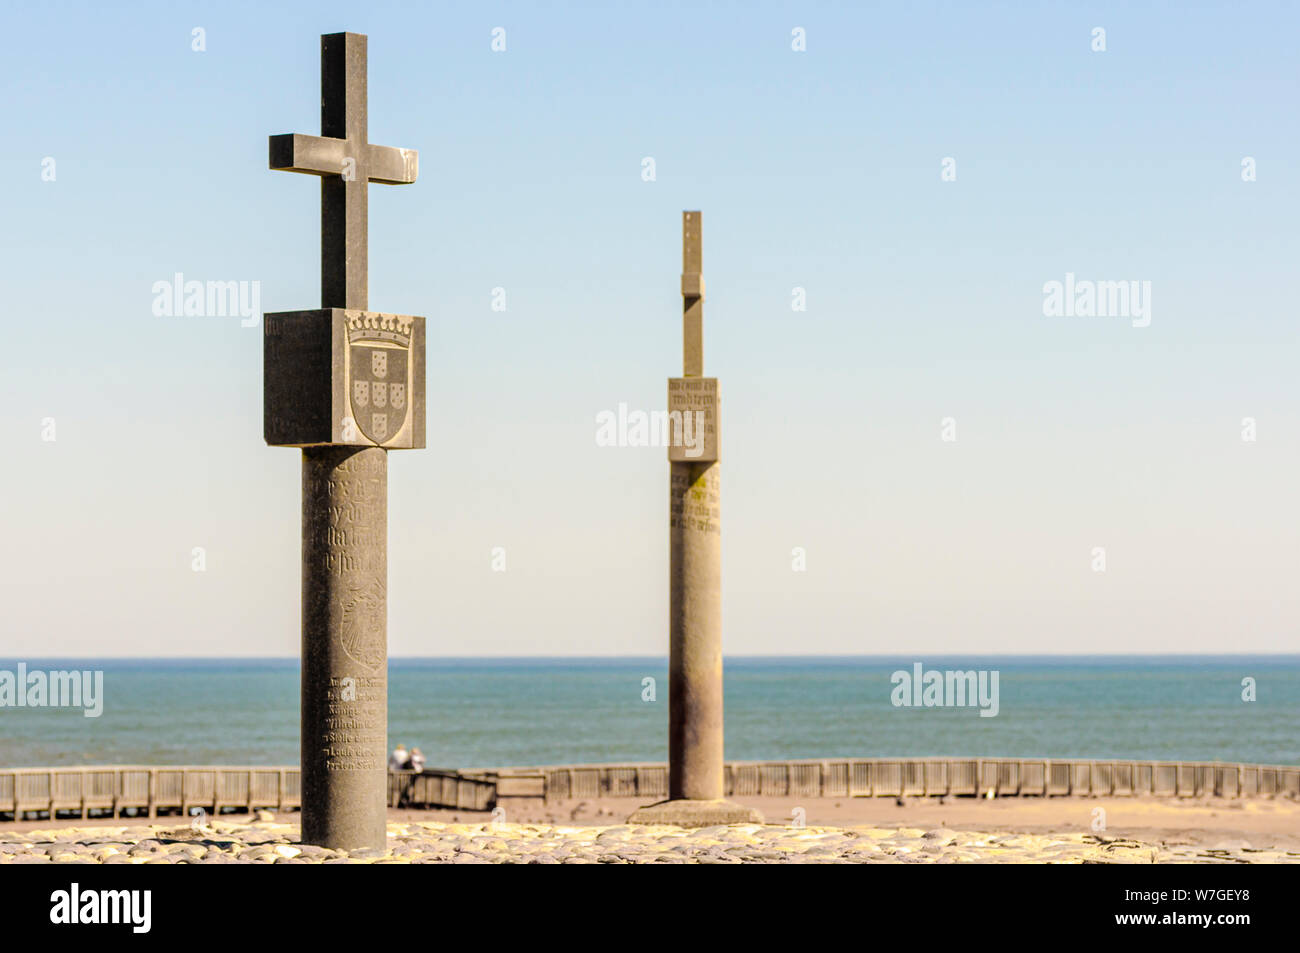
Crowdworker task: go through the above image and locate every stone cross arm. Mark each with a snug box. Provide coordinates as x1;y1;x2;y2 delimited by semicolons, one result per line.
266;32;416;311
681;210;704;377
268;134;417;185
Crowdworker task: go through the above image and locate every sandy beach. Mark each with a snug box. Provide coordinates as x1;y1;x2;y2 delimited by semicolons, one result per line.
2;796;1296;864
496;794;1300;852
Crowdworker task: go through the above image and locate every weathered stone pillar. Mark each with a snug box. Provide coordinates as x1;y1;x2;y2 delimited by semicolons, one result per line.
264;33;424;851
669;460;723;800
300;446;388;849
630;211;761;827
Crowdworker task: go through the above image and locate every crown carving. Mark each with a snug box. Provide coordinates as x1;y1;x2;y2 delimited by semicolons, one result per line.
345;310;413;345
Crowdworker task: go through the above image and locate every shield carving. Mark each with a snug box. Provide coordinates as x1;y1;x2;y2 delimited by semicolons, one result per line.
340;578;385;672
348;339;409;445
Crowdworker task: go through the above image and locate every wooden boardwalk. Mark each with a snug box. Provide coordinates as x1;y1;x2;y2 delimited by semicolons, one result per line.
4;758;1296;820
0;766;492;820
477;757;1300;803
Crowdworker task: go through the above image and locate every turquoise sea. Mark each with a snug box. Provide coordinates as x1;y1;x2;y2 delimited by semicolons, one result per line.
0;657;1295;769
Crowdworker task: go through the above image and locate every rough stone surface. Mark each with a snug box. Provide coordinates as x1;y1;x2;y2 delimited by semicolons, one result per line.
667;378;718;462
2;820;1294;865
681;211;703;376
627;798;763;827
301;446;388;850
668;460;723;800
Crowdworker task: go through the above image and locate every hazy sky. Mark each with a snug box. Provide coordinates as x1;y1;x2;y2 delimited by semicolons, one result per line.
2;1;1297;656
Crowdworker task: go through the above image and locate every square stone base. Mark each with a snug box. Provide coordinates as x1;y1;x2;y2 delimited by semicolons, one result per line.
626;798;763;827
263;308;426;448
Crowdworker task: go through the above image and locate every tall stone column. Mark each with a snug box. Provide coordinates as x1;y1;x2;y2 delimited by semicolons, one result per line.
630;211;761;827
263;33;424;851
669;460;723;799
300;446;388;848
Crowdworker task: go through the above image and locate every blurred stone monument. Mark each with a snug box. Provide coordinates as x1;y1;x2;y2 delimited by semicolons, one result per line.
263;32;424;850
630;212;761;827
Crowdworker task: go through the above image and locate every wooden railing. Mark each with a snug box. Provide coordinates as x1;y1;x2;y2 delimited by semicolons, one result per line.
5;758;1296;819
0;765;300;820
477;757;1300;802
0;765;489;820
388;769;495;811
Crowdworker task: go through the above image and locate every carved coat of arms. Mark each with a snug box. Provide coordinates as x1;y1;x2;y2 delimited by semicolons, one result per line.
347;313;412;445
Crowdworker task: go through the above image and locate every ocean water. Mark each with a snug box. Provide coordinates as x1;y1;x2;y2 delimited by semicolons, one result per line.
0;657;1295;770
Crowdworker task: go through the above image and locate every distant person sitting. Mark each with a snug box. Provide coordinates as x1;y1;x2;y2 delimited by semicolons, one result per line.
408;747;426;773
388;743;409;771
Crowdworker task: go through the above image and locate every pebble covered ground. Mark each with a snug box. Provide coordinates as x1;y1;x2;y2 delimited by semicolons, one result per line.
1;814;1296;863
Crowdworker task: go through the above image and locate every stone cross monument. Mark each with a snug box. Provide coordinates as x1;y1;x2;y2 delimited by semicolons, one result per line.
262;32;425;850
630;212;761;826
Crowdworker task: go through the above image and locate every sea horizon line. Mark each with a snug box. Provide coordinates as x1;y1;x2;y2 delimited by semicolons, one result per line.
1;654;1296;663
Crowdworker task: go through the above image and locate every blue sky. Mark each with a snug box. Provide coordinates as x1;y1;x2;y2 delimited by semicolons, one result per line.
1;1;1297;655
